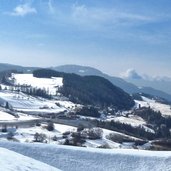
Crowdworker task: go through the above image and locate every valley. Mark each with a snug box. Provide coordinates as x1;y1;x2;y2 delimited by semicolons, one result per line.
0;68;170;152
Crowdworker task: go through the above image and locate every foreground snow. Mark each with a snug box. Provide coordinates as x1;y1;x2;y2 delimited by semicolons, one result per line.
0;147;60;171
0;141;170;171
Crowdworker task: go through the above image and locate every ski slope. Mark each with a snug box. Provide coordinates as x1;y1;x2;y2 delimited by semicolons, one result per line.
0;147;60;171
11;73;63;95
0;141;170;171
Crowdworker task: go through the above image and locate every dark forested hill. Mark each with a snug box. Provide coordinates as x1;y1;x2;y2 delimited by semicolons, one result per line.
53;65;171;102
33;69;135;110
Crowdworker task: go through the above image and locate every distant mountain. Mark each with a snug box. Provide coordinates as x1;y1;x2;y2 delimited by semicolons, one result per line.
126;78;171;96
139;87;171;103
0;63;38;73
53;65;139;94
121;68;171;95
33;69;135;110
53;65;102;76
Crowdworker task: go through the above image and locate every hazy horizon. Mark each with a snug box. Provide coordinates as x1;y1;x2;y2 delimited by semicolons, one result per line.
0;0;171;77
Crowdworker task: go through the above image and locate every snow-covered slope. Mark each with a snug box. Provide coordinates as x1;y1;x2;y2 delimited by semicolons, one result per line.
107;116;155;133
0;142;171;171
0;147;60;171
11;73;63;95
0;110;15;121
135;96;171;116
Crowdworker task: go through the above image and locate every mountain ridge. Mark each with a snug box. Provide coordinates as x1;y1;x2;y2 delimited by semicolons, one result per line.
0;63;171;103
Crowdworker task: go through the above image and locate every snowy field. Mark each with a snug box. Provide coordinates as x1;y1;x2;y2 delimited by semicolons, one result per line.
0;147;60;171
11;73;63;95
13;123;77;143
0;141;171;171
0;91;66;114
135;96;171;116
0;122;144;149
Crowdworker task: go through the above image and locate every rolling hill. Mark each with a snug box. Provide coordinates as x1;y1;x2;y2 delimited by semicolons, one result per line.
33;69;135;110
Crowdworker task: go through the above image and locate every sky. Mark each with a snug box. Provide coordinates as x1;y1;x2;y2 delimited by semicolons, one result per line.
0;0;171;77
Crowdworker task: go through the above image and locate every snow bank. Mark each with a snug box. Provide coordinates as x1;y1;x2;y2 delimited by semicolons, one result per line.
0;147;60;171
0;141;170;171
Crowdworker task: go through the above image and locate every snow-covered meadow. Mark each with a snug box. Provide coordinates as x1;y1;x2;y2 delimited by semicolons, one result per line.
11;73;63;95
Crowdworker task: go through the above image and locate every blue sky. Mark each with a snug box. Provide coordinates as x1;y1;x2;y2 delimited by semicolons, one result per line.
0;0;171;77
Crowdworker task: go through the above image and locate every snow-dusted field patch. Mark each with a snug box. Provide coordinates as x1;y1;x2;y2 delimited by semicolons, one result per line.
107;116;155;133
0;91;65;114
10;123;76;143
135;96;171;116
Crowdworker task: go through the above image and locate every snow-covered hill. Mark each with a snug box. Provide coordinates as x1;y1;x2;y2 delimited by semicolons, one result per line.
135;96;171;116
0;147;60;171
0;90;65;114
11;73;63;95
0;142;171;171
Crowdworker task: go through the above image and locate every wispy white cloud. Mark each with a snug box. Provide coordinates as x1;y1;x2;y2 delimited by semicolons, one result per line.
48;0;55;14
8;3;37;16
26;33;48;39
120;68;171;81
71;4;156;27
120;68;143;79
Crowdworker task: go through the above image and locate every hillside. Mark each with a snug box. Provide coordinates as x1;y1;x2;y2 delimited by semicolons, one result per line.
33;69;135;110
0;63;38;73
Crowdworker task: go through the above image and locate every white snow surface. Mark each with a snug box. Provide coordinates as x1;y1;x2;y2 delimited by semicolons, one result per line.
14;124;76;143
0;111;15;120
11;73;63;95
0;141;170;171
135;96;171;116
0;147;60;171
108;116;155;133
